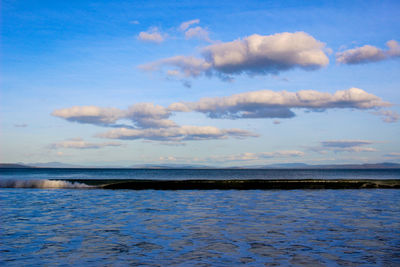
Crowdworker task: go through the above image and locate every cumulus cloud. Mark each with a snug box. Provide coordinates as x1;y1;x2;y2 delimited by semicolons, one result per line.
372;110;400;123
52;103;176;129
179;19;200;31
169;88;390;119
51;106;124;125
126;103;176;128
97;126;257;142
139;31;329;79
203;32;329;75
336;40;400;64
312;140;376;153
52;88;391;143
138;27;165;43
49;138;122;149
185;26;211;42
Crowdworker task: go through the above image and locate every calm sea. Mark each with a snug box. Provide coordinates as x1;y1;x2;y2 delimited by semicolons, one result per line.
1;168;400;266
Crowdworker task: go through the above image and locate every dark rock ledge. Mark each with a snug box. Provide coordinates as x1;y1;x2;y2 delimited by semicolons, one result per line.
62;179;400;190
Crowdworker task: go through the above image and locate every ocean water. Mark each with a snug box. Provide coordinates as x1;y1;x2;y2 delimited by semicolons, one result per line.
1;169;400;266
1;167;400;181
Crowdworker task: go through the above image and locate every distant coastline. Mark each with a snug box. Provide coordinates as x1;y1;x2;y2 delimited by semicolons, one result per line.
1;162;400;169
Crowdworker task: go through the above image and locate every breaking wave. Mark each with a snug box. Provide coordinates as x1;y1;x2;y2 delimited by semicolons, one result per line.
0;179;94;189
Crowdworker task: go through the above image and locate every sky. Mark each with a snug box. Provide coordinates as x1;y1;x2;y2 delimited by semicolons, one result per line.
1;0;400;167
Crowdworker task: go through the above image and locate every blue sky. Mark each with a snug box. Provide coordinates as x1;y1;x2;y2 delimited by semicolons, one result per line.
1;0;399;166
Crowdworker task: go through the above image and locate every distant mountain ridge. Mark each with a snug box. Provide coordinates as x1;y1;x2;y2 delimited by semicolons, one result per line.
1;162;400;169
0;163;33;168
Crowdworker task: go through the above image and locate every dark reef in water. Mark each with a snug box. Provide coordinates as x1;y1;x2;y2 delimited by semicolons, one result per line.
62;179;400;190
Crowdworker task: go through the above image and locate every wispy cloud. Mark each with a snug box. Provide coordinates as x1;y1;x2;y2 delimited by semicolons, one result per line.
209;150;305;162
312;140;376;153
156;150;304;164
384;152;400;158
137;27;166;43
139;31;329;79
96;126;257;142
140;56;211;77
49;138;122;149
179;19;200;31
371;110;400;123
169;88;390;119
336;40;400;64
185;26;211;42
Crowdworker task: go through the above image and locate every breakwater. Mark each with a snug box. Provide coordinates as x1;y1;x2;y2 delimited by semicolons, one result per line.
62;179;400;190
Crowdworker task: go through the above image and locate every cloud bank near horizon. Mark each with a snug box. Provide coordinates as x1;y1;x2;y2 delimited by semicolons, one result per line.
97;126;257;142
311;140;377;153
49;138;122;150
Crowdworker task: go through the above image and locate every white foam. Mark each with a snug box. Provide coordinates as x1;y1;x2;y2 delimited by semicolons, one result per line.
0;179;93;189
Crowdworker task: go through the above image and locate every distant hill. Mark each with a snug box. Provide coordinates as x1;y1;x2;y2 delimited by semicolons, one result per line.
1;162;399;169
27;162;86;168
0;163;33;168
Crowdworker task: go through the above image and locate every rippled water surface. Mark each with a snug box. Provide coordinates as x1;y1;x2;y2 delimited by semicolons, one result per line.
1;168;400;180
1;189;399;266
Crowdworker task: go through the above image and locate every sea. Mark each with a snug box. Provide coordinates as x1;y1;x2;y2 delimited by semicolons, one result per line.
1;168;400;266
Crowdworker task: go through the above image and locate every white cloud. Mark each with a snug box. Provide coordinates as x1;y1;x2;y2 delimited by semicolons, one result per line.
203;32;329;75
49;138;122;149
208;150;304;162
185;26;211;42
126;103;176;128
139;31;329;79
159;156;177;161
51;106;124;125
52;88;391;144
169;88;390;119
137;27;165;43
139;55;212;77
97;126;257;142
51;104;259;143
179;19;200;31
372;110;400;123
312;140;376;153
52;103;178;129
336;40;400;64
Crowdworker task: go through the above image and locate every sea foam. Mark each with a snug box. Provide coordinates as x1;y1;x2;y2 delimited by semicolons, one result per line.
0;179;93;189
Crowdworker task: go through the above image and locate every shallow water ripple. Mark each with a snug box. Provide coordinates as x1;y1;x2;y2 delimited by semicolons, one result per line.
1;189;400;266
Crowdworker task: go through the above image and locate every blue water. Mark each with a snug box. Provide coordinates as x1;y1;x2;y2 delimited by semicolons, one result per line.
1;169;400;266
1;168;400;180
